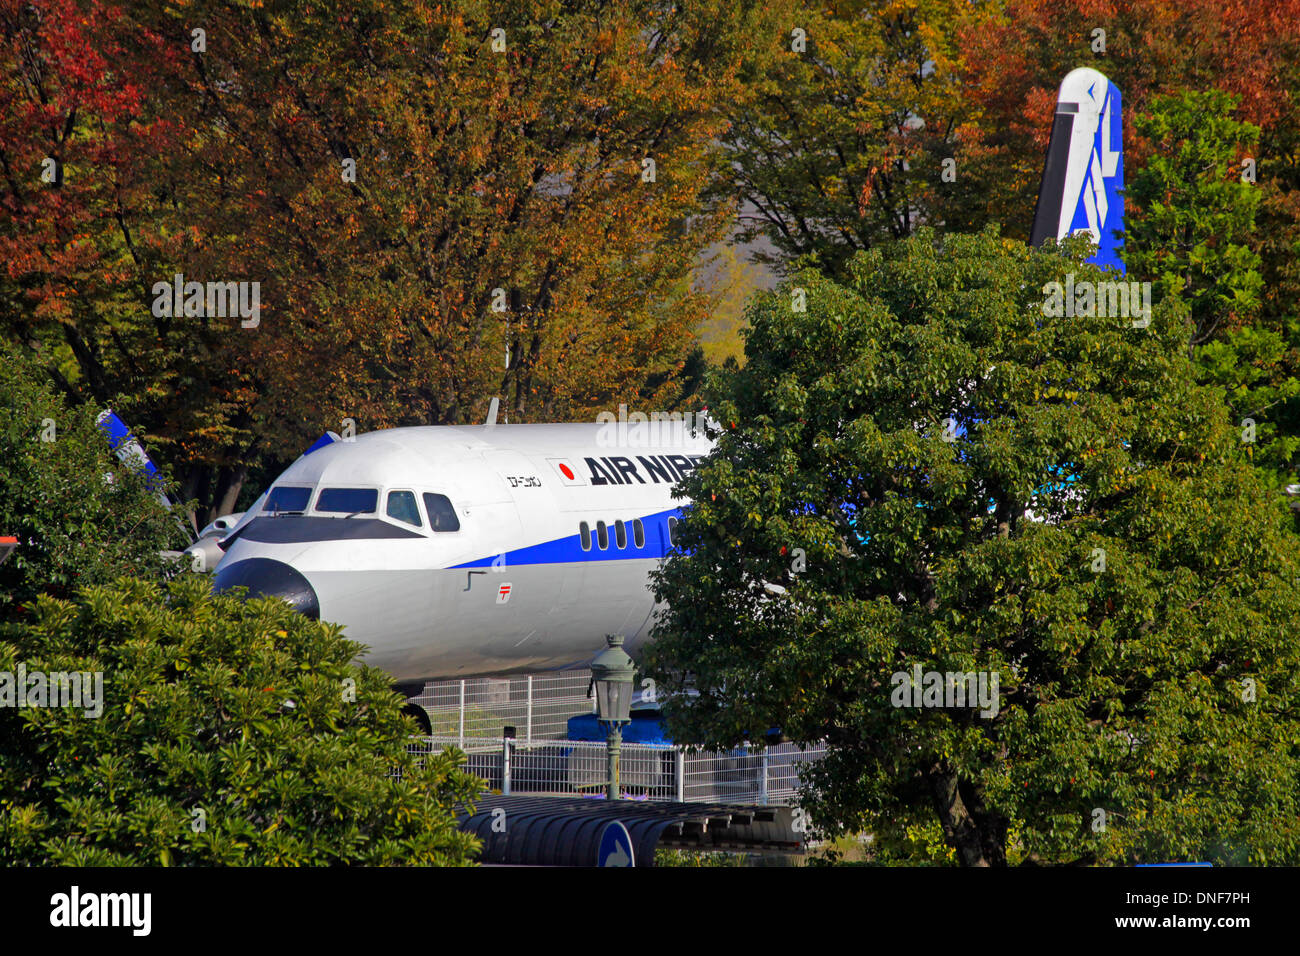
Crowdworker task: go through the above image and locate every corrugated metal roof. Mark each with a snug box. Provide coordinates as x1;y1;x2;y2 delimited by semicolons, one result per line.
459;795;804;866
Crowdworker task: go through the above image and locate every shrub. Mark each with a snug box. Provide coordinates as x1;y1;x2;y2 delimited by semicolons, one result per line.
0;576;482;865
0;344;183;623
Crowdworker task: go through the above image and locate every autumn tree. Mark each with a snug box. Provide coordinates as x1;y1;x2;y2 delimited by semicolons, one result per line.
954;0;1300;241
645;230;1300;865
0;0;201;450
1;0;787;521
715;0;992;278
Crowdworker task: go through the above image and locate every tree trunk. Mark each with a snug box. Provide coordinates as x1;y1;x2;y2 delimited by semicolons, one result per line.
927;763;1008;866
209;465;248;524
182;464;211;535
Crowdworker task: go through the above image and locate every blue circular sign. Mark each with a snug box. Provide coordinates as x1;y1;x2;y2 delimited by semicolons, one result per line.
598;820;635;867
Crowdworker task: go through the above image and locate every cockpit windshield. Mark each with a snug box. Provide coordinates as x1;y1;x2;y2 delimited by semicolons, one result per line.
316;487;378;514
386;490;422;527
264;486;312;514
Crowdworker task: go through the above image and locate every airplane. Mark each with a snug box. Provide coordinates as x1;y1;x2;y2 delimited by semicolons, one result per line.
199;69;1128;693
97;405;715;690
212;415;712;692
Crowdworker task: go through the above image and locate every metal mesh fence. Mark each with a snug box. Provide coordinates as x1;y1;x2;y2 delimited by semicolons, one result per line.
412;736;826;806
405;670;825;804
408;670;594;744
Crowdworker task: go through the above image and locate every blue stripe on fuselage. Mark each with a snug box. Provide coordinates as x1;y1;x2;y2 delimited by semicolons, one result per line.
451;507;682;568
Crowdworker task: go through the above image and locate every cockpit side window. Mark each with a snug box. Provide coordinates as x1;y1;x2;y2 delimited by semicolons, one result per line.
386;490;422;527
423;493;461;532
316;487;378;514
265;486;312;514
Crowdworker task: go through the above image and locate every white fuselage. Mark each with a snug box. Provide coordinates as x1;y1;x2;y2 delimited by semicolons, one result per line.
214;421;711;680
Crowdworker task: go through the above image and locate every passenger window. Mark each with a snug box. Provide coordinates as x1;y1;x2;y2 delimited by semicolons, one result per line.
316;487;377;514
423;493;461;532
615;520;627;549
580;521;592;551
633;518;645;548
668;516;678;546
596;521;609;550
386;490;421;527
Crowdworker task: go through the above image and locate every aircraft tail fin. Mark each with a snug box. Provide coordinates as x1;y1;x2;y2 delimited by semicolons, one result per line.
96;409;172;507
96;409;192;543
1030;68;1125;274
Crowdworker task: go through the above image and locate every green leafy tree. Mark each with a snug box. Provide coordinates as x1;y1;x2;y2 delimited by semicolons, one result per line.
0;344;183;623
645;229;1300;866
0;576;482;865
1126;89;1299;493
1126;90;1264;347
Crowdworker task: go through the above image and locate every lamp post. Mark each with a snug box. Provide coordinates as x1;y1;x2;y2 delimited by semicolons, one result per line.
590;634;635;800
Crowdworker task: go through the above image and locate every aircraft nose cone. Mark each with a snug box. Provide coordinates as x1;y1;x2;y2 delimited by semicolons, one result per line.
213;558;320;619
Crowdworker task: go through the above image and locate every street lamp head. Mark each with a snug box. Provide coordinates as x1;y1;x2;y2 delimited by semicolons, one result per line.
590;633;635;725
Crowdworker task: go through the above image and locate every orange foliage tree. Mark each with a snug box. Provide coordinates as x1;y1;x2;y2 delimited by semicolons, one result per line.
1;0;786;520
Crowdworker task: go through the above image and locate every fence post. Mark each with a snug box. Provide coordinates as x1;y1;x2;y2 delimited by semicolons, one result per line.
502;734;512;795
458;679;465;749
759;747;769;806
526;676;533;742
675;748;685;802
